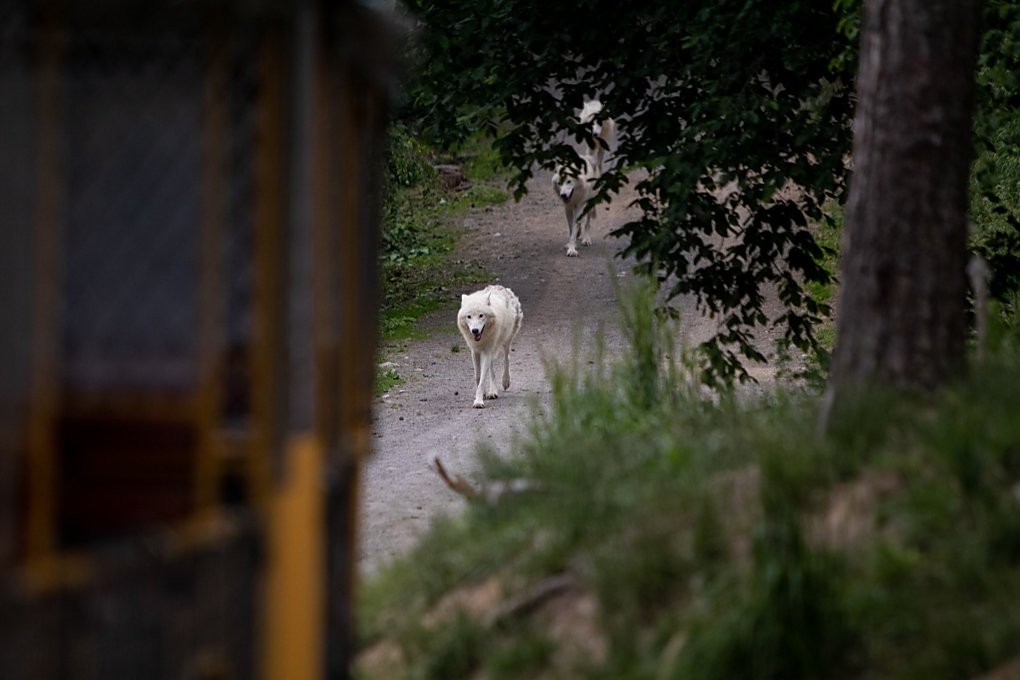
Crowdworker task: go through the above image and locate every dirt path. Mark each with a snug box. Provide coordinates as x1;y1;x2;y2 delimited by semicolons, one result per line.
359;170;775;573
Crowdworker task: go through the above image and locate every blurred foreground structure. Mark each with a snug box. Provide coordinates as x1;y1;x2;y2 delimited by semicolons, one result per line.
0;1;394;677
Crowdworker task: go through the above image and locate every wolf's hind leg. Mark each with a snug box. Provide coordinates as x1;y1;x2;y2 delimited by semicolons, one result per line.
502;343;511;389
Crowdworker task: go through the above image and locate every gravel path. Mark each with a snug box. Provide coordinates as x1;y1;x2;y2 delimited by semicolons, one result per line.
358;169;785;573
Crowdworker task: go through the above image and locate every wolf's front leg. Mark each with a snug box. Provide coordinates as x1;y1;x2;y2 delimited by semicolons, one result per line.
565;205;579;257
484;354;499;400
472;349;482;386
473;352;491;407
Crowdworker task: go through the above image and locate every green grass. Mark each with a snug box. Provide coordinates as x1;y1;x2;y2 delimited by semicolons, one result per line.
807;201;842;350
358;283;1020;679
379;192;496;345
447;183;509;214
779;200;842;383
453;131;508;183
374;366;404;396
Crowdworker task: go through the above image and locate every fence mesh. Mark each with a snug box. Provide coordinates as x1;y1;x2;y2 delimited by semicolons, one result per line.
63;29;206;391
0;2;36;569
0;6;279;678
0;1;394;675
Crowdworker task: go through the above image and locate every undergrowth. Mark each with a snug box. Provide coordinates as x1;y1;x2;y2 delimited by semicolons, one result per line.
806;203;842;354
379;123;508;345
358;283;1020;679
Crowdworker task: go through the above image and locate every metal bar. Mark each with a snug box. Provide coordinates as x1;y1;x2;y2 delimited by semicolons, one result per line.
250;26;287;510
312;5;337;457
196;20;230;513
325;38;386;679
331;74;362;678
25;18;64;558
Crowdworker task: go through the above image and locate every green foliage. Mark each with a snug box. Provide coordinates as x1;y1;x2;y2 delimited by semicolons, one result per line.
379;125;500;345
447;183;508;213
378;181;471;344
375;366;404;396
453;131;508;183
406;614;485;680
402;0;1020;384
678;526;851;680
387;121;439;189
785;201;841;380
972;1;1020;303
403;0;857;384
359;285;1020;678
381;123;441;267
484;626;555;679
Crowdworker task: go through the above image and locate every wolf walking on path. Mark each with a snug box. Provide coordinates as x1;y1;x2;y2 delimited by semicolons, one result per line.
457;285;524;408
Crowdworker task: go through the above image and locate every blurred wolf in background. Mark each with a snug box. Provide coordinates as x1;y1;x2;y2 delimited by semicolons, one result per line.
551;156;597;257
579;99;616;177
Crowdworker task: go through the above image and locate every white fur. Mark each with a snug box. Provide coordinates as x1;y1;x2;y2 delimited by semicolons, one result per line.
551;157;597;257
579;99;616;177
457;285;523;408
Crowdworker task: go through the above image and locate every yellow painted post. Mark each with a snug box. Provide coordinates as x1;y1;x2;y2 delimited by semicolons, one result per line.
264;435;325;680
259;21;324;680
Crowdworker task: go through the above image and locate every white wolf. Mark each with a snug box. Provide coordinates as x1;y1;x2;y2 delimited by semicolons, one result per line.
457;285;523;408
579;99;616;177
551;156;597;257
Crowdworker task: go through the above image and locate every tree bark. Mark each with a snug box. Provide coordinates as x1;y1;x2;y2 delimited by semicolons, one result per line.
827;0;982;396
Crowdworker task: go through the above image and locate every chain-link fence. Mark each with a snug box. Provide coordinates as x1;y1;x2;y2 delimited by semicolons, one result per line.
0;0;395;676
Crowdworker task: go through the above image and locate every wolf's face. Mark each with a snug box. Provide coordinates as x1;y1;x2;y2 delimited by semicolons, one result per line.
552;168;576;203
459;301;490;342
557;177;575;203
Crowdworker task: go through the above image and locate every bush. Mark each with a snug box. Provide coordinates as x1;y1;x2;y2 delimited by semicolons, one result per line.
970;115;1020;302
971;1;1020;303
387;121;439;189
377;123;507;346
359;281;1020;679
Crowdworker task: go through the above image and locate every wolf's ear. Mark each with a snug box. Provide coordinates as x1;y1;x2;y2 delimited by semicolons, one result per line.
486;293;491;304
461;294;467;302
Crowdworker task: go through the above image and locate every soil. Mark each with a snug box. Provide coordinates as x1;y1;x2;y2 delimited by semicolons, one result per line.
358;169;792;573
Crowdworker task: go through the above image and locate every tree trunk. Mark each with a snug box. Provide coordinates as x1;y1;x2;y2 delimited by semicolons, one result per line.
827;0;982;396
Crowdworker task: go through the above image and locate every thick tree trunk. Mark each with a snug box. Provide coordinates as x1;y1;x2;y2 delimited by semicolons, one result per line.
827;0;982;395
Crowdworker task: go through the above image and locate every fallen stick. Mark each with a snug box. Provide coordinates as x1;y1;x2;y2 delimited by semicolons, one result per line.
486;573;575;626
431;455;543;504
432;455;480;499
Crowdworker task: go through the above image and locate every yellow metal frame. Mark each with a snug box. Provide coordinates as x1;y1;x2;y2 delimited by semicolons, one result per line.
26;19;63;560
195;22;230;514
15;8;388;678
250;25;286;513
264;435;325;680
